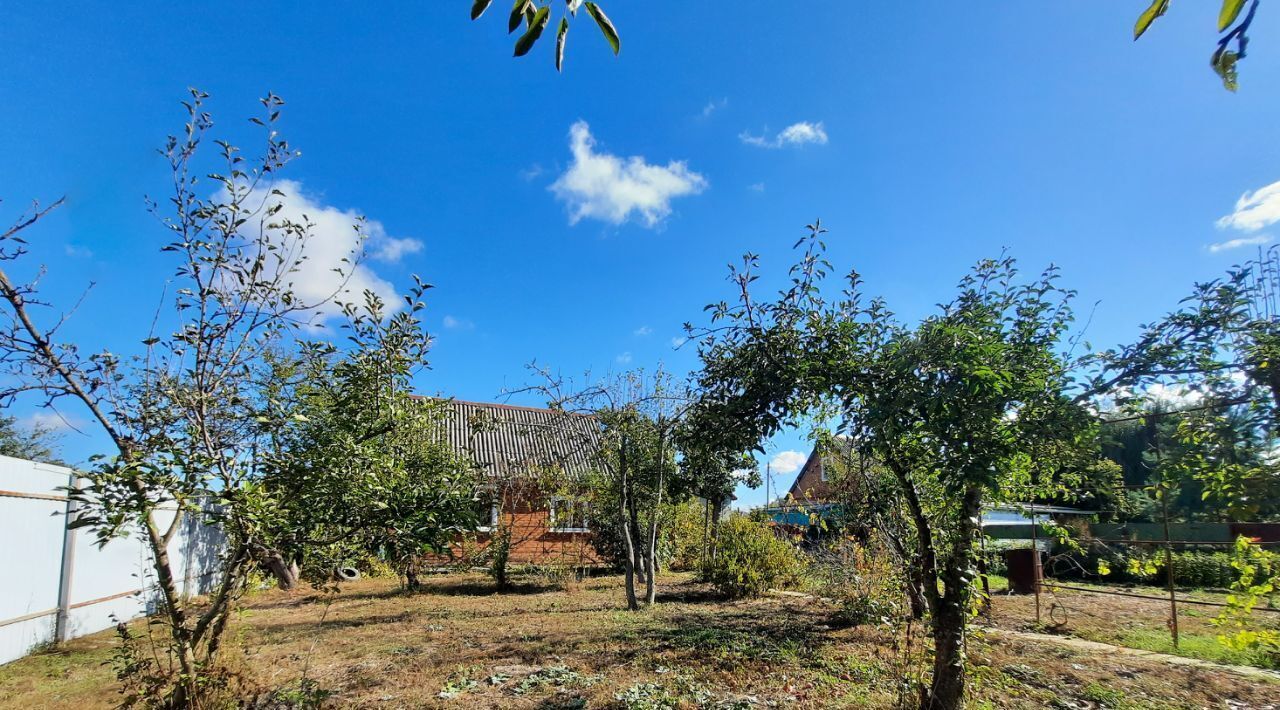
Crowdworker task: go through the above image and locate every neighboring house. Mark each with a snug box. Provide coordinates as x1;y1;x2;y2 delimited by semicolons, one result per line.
785;446;835;505
431;399;604;566
768;444;843;530
767;441;1095;542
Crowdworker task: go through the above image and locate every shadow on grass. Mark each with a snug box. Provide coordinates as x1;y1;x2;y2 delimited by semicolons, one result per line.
622;605;835;668
424;579;559;597
651;585;726;605
245;578;558;610
252;611;418;637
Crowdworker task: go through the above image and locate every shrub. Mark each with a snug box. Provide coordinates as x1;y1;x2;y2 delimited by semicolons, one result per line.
1214;537;1280;665
660;499;709;572
706;516;803;598
489;524;513;588
807;537;905;626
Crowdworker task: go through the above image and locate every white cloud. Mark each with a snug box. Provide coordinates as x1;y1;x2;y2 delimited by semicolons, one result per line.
1145;383;1204;409
700;98;728;119
670;336;687;348
233;180;418;322
633;326;652;336
368;236;423;262
1218;180;1280;233
740;121;829;149
1208;234;1273;253
747;182;765;193
520;164;544;181
616;352;633;364
769;450;808;475
24;410;78;433
443;315;474;330
64;244;93;259
550;121;708;228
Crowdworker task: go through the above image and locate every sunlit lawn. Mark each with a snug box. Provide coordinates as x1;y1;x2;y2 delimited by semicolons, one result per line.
2;571;1277;709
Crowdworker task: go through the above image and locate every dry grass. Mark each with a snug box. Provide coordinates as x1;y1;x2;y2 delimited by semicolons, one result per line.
2;571;1278;709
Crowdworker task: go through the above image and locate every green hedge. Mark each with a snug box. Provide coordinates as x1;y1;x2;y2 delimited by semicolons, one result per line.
1056;547;1240;589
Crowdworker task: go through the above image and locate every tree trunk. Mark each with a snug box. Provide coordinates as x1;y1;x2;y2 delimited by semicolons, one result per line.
618;436;639;610
263;550;301;590
135;494;198;702
905;563;927;621
709;496;724;563
921;484;983;710
405;558;421;591
926;599;968;710
645;436;665;606
620;518;639;610
627;479;647;587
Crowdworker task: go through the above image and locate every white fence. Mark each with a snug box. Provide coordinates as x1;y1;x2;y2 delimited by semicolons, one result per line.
0;455;225;665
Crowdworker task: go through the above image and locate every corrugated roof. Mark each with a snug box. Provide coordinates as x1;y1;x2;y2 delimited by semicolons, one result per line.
429;398;603;479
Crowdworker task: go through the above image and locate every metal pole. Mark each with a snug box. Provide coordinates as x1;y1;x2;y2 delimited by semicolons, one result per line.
54;475;80;644
765;461;772;511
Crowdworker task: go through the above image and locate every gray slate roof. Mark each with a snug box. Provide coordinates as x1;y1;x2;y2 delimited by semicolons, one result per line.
434;399;603;479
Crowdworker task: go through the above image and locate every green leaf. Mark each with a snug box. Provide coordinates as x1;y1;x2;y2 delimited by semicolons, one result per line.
584;2;620;55
471;0;494;20
514;6;550;57
1212;48;1240;91
556;17;569;72
1134;0;1169;40
1219;0;1246;31
507;0;530;33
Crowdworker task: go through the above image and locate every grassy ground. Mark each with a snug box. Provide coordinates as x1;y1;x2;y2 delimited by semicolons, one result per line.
2;571;1278;709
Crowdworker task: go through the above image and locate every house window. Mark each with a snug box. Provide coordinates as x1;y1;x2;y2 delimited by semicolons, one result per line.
549;496;589;533
474;491;499;532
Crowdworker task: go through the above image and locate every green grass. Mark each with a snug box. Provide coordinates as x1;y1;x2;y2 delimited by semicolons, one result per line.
1114;628;1278;669
1079;681;1155;710
980;573;1009;593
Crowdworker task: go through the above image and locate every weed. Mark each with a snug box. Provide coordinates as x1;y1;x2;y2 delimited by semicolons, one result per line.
512;665;601;695
437;665;482;699
254;679;332;709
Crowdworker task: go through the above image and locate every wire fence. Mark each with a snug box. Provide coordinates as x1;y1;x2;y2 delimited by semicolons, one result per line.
989;489;1280;649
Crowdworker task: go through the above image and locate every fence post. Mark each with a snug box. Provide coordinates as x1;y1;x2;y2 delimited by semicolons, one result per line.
978;510;991;618
54;474;81;644
1160;484;1180;648
182;506;196;600
1031;500;1041;625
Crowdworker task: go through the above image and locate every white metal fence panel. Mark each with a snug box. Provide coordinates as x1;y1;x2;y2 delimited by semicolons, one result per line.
0;456;69;665
0;455;226;665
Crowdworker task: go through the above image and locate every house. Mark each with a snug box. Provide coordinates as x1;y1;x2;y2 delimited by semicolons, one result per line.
766;441;846;531
431;399;604;567
767;441;1095;542
785;446;835;505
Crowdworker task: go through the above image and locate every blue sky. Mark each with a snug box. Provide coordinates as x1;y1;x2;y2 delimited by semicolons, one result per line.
3;2;1280;509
